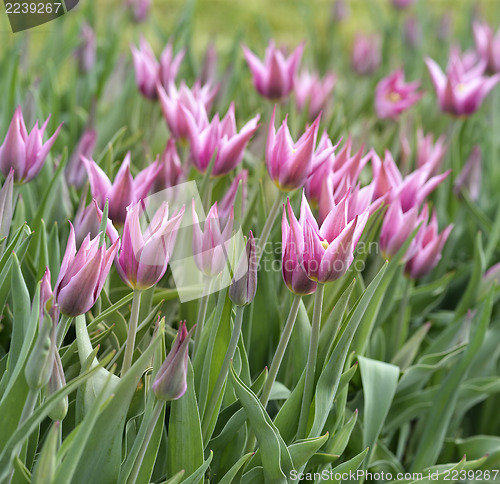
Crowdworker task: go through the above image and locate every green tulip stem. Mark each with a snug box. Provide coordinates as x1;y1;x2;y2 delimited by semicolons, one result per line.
297;283;324;438
193;277;213;357
201;304;245;443
121;290;142;376
260;294;302;408
127;400;164;484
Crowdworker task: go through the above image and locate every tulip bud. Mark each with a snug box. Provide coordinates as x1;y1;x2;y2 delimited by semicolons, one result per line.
0;168;14;244
229;231;257;306
153;322;194;401
65;129;97;188
25;312;55;390
75;23;96;74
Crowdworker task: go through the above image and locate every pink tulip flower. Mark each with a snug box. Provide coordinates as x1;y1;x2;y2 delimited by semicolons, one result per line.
375;69;423;120
294;70;336;119
83;153;161;225
242;40;304;99
0;107;61;183
54;223;119;316
266;105;320;192
425;48;500;116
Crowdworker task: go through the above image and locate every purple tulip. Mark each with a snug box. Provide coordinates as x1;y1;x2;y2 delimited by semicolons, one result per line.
159;41;186;88
131;37;184;99
351;34;381;76
242;40;304;100
370;149;449;211
229;231;257;306
294;70;336;119
292;192;368;284
83;152;160;225
73;198;100;247
219;170;248;221
153;321;194;401
473;21;500;74
405;206;453;278
281;199;317;295
153;139;183;193
65;129;98;188
103;201;184;290
131;38;159;99
454;145;482;201
0;106;62;184
380;198;422;261
191;201;233;277
158;80;217;139
185;102;259;176
54;223;119;316
40;267;54;323
425;48;500;116
416;129;447;176
266;105;320;192
125;0;152;22
75;23;96;73
375;69;423;120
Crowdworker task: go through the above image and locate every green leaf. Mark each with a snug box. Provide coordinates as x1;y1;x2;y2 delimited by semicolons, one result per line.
288;433;329;469
167;360;204;480
454;232;485;320
230;364;292;483
32;422;59;483
391;323;431;370
318;279;356;370
218;452;254;484
324;409;358;458
411;289;493;471
325;448;369;483
308;263;388;439
181;451;213;484
68;333;161;484
0;354;113;482
358;356;400;466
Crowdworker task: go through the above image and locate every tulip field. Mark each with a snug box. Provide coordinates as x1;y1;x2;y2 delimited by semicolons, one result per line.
2;0;500;482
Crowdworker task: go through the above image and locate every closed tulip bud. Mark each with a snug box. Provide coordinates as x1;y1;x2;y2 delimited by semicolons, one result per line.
229;231;257;306
25;312;55;390
153;322;194;401
126;0;152;22
242;40;304;100
75;23;96;73
0;168;14;243
416;130;447;176
46;352;68;421
55;223;119;316
40;267;53;323
219;170;248;222
0;106;62;184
